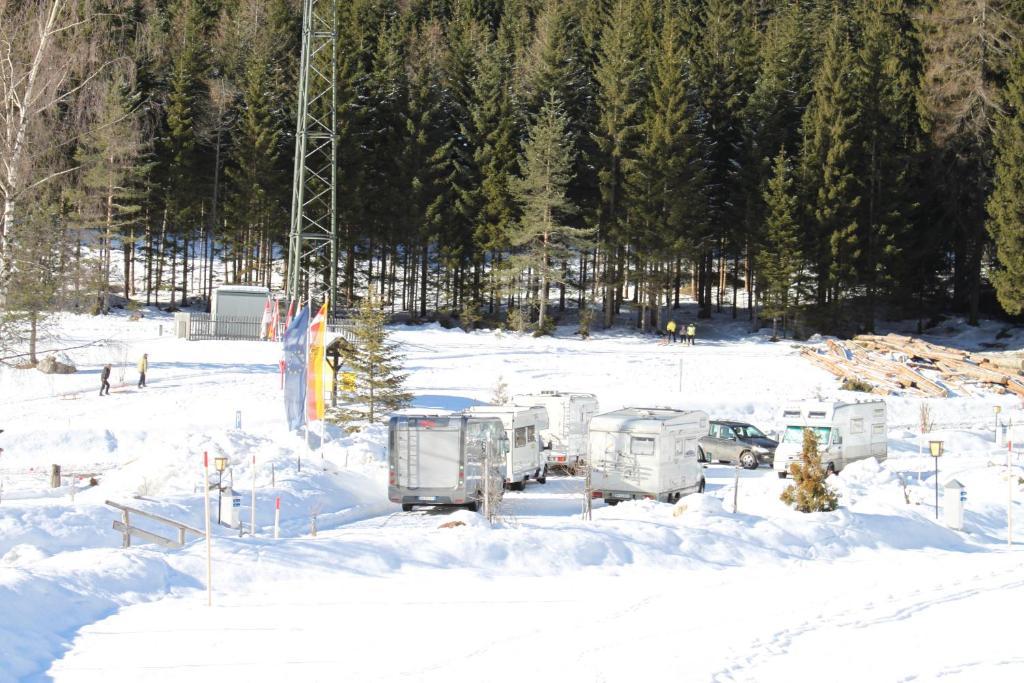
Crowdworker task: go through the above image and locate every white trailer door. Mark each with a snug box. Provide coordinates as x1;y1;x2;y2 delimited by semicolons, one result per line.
398;420;461;489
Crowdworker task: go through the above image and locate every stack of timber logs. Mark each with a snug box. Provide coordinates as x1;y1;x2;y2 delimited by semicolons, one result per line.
800;333;1024;398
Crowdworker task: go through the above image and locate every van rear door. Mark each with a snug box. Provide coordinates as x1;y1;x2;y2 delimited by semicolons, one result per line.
396;418;461;489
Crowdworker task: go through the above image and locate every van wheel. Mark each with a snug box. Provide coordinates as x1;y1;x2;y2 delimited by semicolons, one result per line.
402;504;413;512
826;462;837;476
537;466;547;485
466;501;479;512
739;451;758;470
606;499;619;506
699;478;706;493
511;480;525;491
778;472;788;479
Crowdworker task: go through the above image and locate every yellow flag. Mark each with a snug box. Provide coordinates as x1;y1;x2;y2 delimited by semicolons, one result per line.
306;302;328;421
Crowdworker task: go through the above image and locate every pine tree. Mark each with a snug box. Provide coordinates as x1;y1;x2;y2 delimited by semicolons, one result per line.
918;0;1019;324
800;13;861;326
509;93;592;331
988;47;1024;313
592;0;645;327
627;8;705;331
336;296;412;424
780;428;840;513
757;148;801;341
73;72;151;312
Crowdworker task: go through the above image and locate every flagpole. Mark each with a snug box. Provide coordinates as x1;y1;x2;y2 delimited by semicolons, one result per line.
320;296;328;471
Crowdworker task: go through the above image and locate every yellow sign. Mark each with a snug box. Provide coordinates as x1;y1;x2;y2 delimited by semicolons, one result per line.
341;372;356;392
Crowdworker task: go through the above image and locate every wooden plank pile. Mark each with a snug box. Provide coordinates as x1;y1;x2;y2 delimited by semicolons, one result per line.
800;333;1024;398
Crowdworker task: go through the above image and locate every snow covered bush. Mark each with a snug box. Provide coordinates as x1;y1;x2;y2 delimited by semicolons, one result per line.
780;429;839;513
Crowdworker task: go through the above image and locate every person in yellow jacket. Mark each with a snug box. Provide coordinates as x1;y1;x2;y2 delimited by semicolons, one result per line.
686;323;696;346
666;319;678;343
137;353;148;388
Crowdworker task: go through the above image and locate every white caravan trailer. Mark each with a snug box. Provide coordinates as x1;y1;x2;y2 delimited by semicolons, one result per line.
388;414;507;511
773;400;887;478
465;405;548;489
513;391;599;469
588;408;708;504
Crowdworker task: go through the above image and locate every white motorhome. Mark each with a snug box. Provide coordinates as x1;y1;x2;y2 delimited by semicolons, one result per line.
773;400;887;478
588;408;708;504
465;405;548;489
513;391;599;469
388;414;507;511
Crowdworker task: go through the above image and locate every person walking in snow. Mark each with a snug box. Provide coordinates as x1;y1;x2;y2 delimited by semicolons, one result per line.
686;322;696;346
666;319;678;343
100;364;111;396
137;353;148;388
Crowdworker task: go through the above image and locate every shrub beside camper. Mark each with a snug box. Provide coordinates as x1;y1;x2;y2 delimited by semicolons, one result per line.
588;408;708;504
773;400;887;478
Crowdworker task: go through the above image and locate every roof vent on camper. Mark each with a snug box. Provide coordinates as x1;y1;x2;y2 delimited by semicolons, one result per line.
808;411;827;419
782;410;801;418
541;390;557;395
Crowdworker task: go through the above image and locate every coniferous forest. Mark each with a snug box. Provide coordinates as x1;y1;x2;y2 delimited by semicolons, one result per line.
3;0;1024;349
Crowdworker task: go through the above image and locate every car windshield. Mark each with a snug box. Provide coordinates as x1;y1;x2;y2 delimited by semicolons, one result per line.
783;426;831;445
733;424;766;439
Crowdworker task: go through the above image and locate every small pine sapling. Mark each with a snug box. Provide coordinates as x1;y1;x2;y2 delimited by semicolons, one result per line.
491;375;509;405
578;307;593;339
460;299;482;332
780;429;839;512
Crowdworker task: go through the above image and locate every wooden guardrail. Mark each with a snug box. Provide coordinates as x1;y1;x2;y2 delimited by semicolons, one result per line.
106;500;205;549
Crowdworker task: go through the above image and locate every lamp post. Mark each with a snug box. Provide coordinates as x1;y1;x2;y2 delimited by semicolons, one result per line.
929;440;943;520
214;456;228;525
994;405;1002;443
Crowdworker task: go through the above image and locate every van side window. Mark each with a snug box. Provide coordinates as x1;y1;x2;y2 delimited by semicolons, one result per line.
631;437;655;455
515;427;527;448
526;425;535;443
850;418;864;434
872;423;885;437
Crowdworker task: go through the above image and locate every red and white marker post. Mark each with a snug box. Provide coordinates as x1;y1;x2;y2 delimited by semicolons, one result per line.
274;497;281;539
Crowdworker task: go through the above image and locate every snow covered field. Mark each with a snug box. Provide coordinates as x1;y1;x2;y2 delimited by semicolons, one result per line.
2;309;1023;681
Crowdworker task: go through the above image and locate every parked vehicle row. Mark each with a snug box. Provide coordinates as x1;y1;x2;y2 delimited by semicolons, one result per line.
387;396;888;512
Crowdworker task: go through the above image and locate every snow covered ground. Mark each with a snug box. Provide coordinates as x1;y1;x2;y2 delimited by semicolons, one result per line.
2;308;1024;681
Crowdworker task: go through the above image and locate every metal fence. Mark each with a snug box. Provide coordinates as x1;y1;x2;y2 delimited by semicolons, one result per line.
187;313;265;341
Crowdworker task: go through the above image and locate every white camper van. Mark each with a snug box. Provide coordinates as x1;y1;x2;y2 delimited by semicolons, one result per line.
388;414;507;511
588;408;708;504
465;405;548;489
513;391;599;469
773;400;887;478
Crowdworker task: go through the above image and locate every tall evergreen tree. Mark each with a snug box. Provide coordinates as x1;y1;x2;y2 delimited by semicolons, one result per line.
988;47;1024;313
757;147;802;341
509;93;592;330
801;13;861;327
592;0;645;327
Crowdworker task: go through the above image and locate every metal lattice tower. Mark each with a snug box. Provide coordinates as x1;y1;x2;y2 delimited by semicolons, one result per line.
286;0;338;308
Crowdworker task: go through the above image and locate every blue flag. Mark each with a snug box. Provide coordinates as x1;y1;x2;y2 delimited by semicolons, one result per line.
283;305;309;431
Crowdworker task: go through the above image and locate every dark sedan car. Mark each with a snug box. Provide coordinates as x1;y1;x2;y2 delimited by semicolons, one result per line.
698;421;778;469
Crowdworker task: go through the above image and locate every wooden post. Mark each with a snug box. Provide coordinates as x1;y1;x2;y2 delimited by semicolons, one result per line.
122;508;130;548
251;455;256;537
50;464;61;488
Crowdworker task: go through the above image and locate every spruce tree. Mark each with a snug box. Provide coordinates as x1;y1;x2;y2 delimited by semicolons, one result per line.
509;93;592;331
592;0;645;327
800;13;861;326
757;148;801;341
988;48;1024;313
780;428;840;513
336;296;412;424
